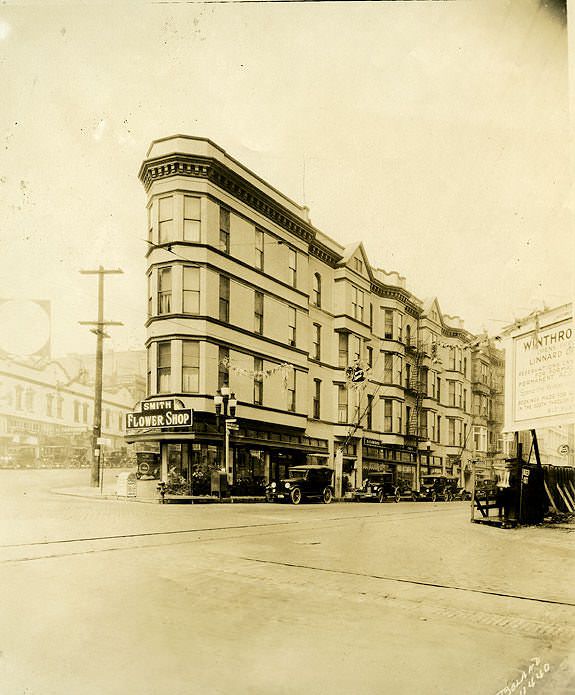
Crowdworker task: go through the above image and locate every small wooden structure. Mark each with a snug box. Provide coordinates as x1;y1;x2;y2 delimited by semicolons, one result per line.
471;430;547;528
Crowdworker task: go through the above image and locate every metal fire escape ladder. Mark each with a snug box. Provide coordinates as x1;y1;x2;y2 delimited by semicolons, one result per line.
406;341;426;441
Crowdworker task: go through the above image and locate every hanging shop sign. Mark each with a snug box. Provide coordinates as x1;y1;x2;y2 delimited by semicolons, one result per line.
502;304;574;432
126;403;193;430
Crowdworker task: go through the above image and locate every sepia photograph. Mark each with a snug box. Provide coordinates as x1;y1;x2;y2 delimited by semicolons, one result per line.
0;0;573;693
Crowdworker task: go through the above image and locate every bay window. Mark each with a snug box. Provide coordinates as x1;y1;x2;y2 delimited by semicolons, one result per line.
158;267;172;314
157;341;171;393
184;196;201;242
182;341;199;393
183;267;200;314
158;196;174;243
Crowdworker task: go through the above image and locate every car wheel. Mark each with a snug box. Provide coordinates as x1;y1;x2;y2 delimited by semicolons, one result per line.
431;491;437;503
322;487;333;504
411;491;418;502
378;490;385;503
290;487;302;505
394;488;401;503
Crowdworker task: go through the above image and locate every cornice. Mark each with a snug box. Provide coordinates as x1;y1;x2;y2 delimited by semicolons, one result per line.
369;282;422;318
309;239;341;268
139;153;316;247
443;328;474;342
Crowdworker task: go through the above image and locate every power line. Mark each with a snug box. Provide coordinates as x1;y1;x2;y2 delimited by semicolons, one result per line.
79;266;124;487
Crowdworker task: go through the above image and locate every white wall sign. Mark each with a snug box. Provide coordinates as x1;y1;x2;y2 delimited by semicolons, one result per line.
503;305;574;432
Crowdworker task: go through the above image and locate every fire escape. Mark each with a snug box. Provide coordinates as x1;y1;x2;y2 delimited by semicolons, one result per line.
405;340;429;446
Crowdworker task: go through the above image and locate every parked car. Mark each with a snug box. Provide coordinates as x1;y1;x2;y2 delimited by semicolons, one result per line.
412;474;460;502
474;478;499;500
353;472;401;503
265;464;334;505
396;480;415;500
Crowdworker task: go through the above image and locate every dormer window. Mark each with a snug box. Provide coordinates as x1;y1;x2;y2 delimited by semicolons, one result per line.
354;257;363;274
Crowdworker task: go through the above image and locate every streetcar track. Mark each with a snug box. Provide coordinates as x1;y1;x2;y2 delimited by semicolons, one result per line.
1;510;573;611
0;505;460;550
241;556;575;608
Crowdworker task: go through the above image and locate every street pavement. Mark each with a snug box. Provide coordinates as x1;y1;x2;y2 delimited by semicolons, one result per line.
0;469;573;694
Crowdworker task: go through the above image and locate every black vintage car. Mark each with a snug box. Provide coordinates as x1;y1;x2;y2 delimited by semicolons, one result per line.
474;478;499;500
265;464;334;505
353;472;401;503
412;474;459;502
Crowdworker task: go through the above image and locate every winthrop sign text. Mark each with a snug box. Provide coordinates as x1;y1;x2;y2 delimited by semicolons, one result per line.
503;306;574;432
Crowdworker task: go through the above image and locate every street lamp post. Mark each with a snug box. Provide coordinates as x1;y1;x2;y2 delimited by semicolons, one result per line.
214;386;237;487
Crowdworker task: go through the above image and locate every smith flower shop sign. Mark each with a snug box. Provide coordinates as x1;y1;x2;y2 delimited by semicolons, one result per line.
126;399;193;430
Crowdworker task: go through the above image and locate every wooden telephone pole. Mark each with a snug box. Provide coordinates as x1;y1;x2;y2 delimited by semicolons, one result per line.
80;267;123;487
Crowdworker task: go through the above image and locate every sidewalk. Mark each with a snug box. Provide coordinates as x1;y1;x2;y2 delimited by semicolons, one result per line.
53;479;269;505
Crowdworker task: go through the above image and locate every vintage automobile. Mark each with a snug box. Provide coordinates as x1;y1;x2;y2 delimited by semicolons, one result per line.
353;472;401;503
265;464;334;505
474;478;500;500
412;474;460;502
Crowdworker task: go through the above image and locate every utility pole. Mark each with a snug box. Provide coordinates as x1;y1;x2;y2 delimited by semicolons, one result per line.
80;266;123;487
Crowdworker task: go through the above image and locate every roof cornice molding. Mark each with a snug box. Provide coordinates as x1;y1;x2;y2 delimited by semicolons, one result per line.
309;239;342;268
139;153;315;246
443;328;473;342
369;282;422;318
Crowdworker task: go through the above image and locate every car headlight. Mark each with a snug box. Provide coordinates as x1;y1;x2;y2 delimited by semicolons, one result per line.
270;482;276;489
285;482;291;489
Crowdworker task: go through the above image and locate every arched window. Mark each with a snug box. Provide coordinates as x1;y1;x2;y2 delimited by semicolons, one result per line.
312;273;321;307
405;324;411;346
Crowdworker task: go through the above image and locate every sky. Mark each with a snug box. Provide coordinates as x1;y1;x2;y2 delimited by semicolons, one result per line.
0;0;572;358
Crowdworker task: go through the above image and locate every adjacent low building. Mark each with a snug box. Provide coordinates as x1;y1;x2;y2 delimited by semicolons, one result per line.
0;355;134;467
127;135;505;496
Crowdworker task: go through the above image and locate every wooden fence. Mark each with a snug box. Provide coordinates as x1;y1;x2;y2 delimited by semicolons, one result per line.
544;466;575;513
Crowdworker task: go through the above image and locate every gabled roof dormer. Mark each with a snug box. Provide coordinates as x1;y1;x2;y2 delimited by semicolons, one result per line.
422;297;444;327
338;242;374;283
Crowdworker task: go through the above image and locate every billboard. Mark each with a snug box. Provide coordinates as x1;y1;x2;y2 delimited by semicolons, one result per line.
503;304;574;432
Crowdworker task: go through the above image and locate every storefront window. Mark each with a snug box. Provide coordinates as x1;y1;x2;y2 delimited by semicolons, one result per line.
189;443;222;496
166;444;186;494
234;449;266;495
